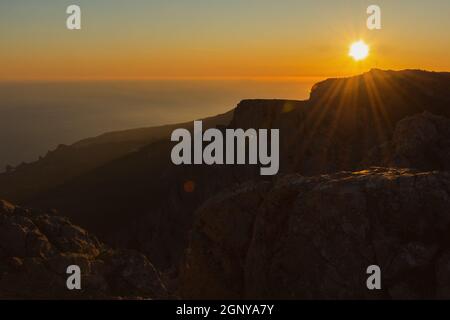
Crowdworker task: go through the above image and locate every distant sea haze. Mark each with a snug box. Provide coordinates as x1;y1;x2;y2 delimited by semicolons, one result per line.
0;79;317;171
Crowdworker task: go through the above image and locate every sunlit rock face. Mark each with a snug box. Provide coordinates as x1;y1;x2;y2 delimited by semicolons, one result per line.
181;168;450;299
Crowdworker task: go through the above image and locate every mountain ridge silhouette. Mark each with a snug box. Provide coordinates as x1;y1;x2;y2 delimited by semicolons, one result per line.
1;69;449;271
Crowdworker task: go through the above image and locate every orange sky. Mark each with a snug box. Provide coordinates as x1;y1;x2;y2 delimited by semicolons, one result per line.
1;0;449;81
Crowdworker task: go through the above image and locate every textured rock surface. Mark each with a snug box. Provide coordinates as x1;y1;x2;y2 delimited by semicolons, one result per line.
2;70;449;275
181;168;450;299
364;112;450;170
0;200;168;299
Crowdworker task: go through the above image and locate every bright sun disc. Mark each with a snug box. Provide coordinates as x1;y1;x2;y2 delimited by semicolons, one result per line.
349;41;369;61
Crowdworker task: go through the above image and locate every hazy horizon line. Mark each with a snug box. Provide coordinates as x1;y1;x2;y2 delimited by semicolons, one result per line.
2;68;448;83
0;75;336;83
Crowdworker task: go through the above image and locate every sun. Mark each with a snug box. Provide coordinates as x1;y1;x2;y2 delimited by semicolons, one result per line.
349;40;369;61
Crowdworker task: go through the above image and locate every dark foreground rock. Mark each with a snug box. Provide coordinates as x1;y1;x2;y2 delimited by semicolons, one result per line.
181;168;450;299
364;112;450;171
0;200;168;299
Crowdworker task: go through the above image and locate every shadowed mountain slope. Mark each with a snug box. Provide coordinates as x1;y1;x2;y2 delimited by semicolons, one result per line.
0;110;233;202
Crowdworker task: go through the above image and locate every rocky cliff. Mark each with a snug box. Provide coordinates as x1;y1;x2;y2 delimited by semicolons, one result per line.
230;70;450;174
181;168;450;299
364;112;450;170
0;69;449;293
21;71;450;269
0;199;168;299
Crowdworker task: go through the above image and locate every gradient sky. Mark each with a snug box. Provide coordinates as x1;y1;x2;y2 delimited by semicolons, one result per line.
1;0;449;80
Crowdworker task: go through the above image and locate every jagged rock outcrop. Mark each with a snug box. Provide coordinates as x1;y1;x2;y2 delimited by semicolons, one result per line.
232;70;450;175
364;112;450;170
0;200;168;299
181;168;450;299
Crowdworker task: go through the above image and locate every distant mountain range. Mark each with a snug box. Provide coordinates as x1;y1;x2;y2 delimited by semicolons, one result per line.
0;110;233;202
1;69;450;299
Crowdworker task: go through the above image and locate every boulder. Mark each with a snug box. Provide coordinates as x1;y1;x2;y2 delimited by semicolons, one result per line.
181;168;450;299
364;112;450;170
0;202;168;299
